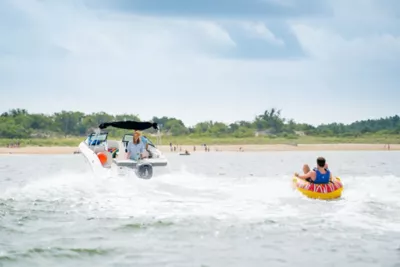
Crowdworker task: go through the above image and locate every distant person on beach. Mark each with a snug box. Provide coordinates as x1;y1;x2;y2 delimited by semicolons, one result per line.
295;157;333;184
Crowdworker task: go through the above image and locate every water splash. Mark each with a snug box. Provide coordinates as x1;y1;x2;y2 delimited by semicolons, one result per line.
2;165;399;231
1;153;400;266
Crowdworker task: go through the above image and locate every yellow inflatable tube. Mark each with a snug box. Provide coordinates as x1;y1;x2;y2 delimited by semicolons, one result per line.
292;177;344;200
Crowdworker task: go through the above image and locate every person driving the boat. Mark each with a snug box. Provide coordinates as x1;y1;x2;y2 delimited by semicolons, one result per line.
126;130;145;160
295;157;333;184
141;135;153;158
141;134;149;150
134;131;152;158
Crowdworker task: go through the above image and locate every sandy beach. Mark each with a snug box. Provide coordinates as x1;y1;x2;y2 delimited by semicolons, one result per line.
0;143;397;155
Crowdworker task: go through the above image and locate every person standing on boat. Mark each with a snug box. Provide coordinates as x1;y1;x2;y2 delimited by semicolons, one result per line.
126;130;145;160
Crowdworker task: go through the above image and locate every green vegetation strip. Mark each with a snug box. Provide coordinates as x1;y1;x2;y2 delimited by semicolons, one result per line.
1;108;399;146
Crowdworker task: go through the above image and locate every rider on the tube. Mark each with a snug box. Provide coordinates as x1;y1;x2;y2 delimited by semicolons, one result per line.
295;157;333;184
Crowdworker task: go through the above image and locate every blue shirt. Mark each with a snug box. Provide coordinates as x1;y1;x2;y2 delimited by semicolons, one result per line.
127;141;145;160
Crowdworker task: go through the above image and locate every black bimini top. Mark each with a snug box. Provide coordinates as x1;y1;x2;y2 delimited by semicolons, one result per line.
98;120;158;131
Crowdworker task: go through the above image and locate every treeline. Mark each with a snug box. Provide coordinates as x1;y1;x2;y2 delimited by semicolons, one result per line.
1;108;399;139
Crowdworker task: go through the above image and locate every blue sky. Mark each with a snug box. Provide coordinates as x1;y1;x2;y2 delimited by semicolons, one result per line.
0;0;399;126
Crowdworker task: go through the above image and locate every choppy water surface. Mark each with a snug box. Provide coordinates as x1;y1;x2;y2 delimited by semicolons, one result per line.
1;151;400;267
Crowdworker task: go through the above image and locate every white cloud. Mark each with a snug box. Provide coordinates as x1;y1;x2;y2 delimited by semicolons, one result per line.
291;24;400;62
195;21;237;46
1;0;399;126
261;0;295;8
241;22;284;45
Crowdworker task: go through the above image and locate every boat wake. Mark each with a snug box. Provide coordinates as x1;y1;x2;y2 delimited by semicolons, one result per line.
2;153;400;267
1;166;400;233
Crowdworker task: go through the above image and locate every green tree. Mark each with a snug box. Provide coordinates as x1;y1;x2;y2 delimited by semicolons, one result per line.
0;108;399;140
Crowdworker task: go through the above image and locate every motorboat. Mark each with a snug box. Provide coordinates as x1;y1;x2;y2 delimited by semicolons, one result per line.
78;120;168;179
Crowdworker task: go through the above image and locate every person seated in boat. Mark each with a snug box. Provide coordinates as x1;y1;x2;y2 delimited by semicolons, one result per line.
139;133;152;158
295;157;333;184
141;135;150;150
126;130;145;160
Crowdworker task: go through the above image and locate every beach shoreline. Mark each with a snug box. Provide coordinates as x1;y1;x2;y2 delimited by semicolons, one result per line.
0;143;397;155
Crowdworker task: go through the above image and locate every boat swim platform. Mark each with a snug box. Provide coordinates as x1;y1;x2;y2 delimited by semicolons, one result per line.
113;159;168;167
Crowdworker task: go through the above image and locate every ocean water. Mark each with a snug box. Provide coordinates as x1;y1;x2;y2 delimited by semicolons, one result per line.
1;151;400;267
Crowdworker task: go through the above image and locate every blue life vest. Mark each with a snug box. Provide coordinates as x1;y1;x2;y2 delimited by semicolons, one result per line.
313;169;331;184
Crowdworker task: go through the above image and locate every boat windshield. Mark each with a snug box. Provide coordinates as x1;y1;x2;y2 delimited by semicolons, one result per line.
84;132;108;146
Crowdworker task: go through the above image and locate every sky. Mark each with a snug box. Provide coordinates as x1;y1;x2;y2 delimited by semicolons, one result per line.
0;0;399;126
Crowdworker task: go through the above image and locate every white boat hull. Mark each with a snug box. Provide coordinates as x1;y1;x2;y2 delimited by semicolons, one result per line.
78;136;168;179
79;141;107;176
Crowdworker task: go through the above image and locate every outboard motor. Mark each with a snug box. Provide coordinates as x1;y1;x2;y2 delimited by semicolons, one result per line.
135;162;153;179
